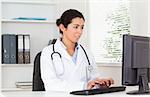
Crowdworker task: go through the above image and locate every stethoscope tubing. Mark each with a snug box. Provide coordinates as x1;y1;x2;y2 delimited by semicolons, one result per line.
51;42;93;78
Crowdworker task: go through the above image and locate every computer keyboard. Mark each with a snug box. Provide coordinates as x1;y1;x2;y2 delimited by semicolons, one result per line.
70;86;126;95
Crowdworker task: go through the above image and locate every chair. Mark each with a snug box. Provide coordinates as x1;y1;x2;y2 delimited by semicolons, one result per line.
32;39;57;91
32;51;45;91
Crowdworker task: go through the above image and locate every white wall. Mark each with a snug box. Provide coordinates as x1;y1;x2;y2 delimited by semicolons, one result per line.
2;66;33;88
129;0;149;36
97;65;122;86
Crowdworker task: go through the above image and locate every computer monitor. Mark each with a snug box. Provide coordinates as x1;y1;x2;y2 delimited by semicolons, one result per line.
122;34;150;94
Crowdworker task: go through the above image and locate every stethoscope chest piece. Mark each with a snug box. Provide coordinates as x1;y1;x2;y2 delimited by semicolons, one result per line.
88;65;93;72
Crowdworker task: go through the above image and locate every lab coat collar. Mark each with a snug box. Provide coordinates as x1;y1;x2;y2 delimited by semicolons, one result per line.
54;39;73;60
58;38;80;50
54;38;85;65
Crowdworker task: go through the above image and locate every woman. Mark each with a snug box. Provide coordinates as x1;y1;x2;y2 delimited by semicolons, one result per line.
41;9;114;92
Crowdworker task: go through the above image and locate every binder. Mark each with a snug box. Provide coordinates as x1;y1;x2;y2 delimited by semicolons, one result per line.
10;34;17;64
17;35;24;64
24;35;30;64
2;34;17;64
2;34;10;64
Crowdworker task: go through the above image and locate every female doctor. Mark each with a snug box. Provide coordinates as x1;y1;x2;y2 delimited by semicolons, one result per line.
41;9;114;92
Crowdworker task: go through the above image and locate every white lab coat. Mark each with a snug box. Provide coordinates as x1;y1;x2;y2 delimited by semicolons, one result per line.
41;39;99;92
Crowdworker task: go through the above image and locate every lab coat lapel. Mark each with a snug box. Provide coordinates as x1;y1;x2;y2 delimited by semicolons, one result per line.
76;46;85;67
55;39;86;67
68;46;87;81
55;40;87;81
55;39;72;61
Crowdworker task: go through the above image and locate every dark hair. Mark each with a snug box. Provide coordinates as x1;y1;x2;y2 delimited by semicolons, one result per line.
56;9;85;34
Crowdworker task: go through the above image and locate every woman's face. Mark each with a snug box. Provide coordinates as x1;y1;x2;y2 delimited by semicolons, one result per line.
63;17;85;43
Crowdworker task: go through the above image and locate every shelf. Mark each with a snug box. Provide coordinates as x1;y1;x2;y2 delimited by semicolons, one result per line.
2;0;56;5
1;0;57;90
2;64;33;67
2;87;32;92
1;19;56;24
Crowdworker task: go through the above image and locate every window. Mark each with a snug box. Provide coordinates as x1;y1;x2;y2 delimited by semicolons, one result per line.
89;0;130;63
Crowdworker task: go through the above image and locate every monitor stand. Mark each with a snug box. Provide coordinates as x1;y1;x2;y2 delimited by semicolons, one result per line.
127;75;150;95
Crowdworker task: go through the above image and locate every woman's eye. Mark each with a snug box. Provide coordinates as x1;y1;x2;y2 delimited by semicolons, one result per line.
73;26;78;29
73;25;84;29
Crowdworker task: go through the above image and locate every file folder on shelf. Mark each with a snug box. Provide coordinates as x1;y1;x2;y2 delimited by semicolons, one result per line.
17;35;24;64
24;35;30;64
2;34;10;64
10;34;17;64
2;34;30;64
2;34;17;64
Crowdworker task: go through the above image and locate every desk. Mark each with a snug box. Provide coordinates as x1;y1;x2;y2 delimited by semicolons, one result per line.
2;91;150;97
1;91;128;97
1;87;150;97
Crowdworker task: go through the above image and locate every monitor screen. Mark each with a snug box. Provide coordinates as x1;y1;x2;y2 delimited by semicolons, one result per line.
122;34;150;94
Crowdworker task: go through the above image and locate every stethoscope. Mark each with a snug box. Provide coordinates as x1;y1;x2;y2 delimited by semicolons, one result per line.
51;42;93;78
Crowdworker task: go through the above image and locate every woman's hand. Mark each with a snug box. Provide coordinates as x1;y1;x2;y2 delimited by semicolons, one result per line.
87;77;114;89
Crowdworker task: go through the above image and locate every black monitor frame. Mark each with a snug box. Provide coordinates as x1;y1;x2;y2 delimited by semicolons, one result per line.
122;34;150;94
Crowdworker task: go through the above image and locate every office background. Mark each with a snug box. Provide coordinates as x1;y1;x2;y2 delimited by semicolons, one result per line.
0;0;150;92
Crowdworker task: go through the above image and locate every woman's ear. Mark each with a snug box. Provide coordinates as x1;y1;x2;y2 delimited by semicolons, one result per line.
59;24;66;32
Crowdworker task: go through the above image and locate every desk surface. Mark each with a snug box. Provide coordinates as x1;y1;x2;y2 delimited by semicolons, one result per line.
2;91;149;97
1;87;150;97
1;91;127;97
